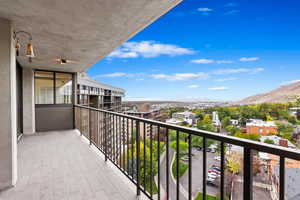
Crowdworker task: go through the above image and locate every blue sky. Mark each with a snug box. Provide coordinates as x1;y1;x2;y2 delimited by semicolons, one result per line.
87;0;300;101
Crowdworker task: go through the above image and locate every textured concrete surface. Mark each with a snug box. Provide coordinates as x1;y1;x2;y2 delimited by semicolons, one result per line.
0;0;182;72
22;68;35;135
0;18;18;189
0;130;146;200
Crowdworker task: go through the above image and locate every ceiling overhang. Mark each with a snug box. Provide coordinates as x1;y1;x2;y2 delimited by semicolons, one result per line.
0;0;182;72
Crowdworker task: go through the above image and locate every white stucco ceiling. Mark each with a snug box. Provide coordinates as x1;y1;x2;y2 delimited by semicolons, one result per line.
0;0;182;72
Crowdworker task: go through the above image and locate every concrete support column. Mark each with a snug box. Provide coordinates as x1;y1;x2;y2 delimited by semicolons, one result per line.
0;18;18;189
22;68;35;135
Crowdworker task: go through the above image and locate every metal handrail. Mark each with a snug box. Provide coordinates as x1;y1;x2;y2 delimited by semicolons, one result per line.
75;104;300;160
74;104;300;200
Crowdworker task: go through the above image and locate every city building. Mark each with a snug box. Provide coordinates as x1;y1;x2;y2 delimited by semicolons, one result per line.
261;135;296;148
212;111;221;127
77;76;125;112
124;104;164;138
168;111;197;126
246;119;278;135
230;119;239;126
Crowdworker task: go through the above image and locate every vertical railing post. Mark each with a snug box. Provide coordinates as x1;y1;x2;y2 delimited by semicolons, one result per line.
136;120;141;196
220;142;225;200
166;128;170;200
89;109;92;145
243;147;253;200
202;137;207;200
188;134;192;200
104;112;108;161
280;157;285;200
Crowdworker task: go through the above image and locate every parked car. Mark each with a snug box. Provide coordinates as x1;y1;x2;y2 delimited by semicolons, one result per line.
208;169;220;175
208;173;218;179
206;180;217;187
214;156;221;161
208;171;220;177
195;146;203;151
211;167;221;172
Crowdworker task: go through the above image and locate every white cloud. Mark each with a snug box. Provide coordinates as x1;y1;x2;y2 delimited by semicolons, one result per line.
94;72;143;78
198;8;213;12
224;2;238;7
197;8;213;16
213;67;264;75
280;80;300;86
108;41;195;59
224;10;240;15
215;77;237;82
187;84;200;88
216;60;234;64
191;59;214;64
191;58;233;64
151;73;209;81
239;57;259;62
98;72;127;78
208;86;229;91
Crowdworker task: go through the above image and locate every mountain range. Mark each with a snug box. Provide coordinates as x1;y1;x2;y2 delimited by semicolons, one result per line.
237;81;300;105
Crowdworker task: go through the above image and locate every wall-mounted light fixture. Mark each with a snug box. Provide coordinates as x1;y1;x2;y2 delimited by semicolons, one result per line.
13;31;35;63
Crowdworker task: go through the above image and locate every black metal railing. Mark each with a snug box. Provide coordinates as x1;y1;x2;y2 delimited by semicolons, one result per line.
74;105;300;200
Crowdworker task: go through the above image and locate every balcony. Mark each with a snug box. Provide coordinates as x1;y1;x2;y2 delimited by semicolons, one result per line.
73;105;300;200
0;130;142;200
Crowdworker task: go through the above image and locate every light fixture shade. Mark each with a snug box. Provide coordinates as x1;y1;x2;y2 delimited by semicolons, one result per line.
15;40;20;56
26;43;34;57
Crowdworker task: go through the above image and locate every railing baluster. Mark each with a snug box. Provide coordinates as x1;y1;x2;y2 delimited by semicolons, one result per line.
280;157;285;200
166;128;170;200
123;117;126;171
118;116;122;169
131;119;134;177
113;114;116;162
203;137;207;200
89;109;92;145
220;142;225;200
136;120;141;196
188;134;192;200
143;122;146;190
158;126;161;200
176;130;179;200
243;147;253;200
104;112;107;161
150;124;153;198
127;118;129;173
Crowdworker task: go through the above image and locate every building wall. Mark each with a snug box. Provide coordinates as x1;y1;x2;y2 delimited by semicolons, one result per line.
246;125;278;136
0;18;17;189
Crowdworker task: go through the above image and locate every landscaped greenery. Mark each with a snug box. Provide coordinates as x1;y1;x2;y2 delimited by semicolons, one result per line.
195;192;216;200
172;156;189;179
128;139;165;194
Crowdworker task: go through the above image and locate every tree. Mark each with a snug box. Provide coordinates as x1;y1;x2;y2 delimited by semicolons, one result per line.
227;157;240;175
225;125;240;136
221;116;231;129
266;115;273;121
170;140;188;153
203;114;212;124
264;138;275;145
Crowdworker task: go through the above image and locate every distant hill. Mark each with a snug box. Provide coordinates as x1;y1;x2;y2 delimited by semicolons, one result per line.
237;81;300;105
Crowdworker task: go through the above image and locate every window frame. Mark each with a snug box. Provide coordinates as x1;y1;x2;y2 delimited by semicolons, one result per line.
34;70;75;105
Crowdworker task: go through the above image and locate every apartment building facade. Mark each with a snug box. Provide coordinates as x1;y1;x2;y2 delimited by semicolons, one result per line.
77;77;125;112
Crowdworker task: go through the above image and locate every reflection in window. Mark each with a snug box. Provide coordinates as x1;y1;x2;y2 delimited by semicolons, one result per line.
35;72;54;104
56;73;72;104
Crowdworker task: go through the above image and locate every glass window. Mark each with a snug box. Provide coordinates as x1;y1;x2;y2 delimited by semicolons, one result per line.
34;71;73;105
35;71;54;104
56;73;73;104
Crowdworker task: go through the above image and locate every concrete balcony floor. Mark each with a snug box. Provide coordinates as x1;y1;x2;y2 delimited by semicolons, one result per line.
0;130;141;200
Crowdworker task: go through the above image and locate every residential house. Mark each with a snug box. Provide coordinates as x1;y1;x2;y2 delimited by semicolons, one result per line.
246;119;278;135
